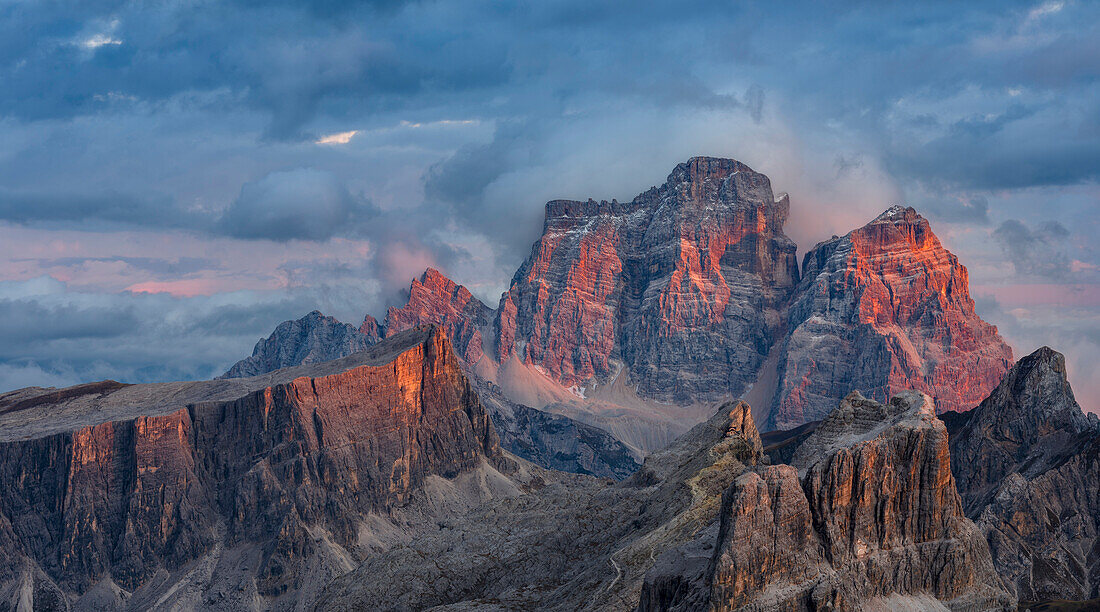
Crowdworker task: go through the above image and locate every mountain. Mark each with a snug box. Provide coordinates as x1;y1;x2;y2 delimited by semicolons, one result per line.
222;159;1015;446
769;205;1013;429
220;310;379;378
0;326;512;610
495;156;799;403
223;304;639;479
945;346;1100;602
641;391;1011;611
380;267;494;364
470;376;640;479
317;391;1012;610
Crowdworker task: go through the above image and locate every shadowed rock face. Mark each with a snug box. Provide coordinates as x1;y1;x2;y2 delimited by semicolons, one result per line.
769;206;1013;430
641;391;1013;611
496;156;799;403
0;326;504;609
317;394;1011;611
946;347;1100;602
221;310;380;378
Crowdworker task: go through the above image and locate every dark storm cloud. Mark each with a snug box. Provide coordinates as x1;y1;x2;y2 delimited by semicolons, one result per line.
993;218;1072;278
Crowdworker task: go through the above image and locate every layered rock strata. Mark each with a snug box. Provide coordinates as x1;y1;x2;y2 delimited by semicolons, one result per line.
0;326;505;610
318;392;1012;611
380;267;494;365
496;156;800;403
224;303;639;479
640;390;1013;611
946;347;1100;601
769;206;1013;429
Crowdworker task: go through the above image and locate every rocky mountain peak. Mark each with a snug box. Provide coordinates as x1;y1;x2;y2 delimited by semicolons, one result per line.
496;157;799;404
971;345;1093;433
947;346;1100;601
770;206;1013;429
384;267;493;364
221;309;378;378
950;346;1098;514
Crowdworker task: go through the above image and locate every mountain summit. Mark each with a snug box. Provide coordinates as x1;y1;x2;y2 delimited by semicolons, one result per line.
769;205;1013;429
495;156;799;403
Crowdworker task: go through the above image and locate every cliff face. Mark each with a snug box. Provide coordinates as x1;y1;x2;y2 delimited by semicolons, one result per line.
221;310;379;378
946;347;1100;601
382;267;494;365
641;391;1012;611
318;392;1011;611
496;156;799;403
769;206;1013;430
222;301;639;480
0;326;503;609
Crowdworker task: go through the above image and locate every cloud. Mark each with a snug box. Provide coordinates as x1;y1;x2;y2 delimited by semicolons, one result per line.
315;130;359;145
0;276;339;391
219;168;377;241
992;218;1071;278
924;195;991;224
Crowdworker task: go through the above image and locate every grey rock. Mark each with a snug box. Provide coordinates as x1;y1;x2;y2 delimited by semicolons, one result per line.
947;346;1100;601
220;310;379;378
0;326;508;610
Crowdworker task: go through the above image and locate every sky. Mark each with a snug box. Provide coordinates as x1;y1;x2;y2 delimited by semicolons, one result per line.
0;0;1098;412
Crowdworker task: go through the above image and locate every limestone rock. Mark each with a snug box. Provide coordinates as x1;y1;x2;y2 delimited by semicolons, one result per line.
0;326;505;610
221;310;378;378
947;346;1100;601
221;302;638;480
770;206;1013;429
641;391;1014;611
383;267;494;365
495;156;799;403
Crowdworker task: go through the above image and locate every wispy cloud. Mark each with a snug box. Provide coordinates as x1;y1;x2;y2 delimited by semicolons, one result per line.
315;130;359;145
81;33;122;49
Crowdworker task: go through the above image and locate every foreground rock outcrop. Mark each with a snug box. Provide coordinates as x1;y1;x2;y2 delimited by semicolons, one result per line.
642;390;1012;611
0;326;509;610
769;206;1013;429
317;391;1012;611
945;346;1100;602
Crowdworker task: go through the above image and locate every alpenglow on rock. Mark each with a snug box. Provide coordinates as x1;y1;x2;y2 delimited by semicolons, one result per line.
495;156;800;403
945;346;1100;602
223;302;639;479
641;390;1013;611
0;326;506;610
769;205;1013;429
380;267;494;365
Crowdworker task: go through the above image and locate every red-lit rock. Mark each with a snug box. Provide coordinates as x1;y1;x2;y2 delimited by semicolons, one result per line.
496;156;799;403
383;268;493;365
0;326;503;608
770;206;1013;429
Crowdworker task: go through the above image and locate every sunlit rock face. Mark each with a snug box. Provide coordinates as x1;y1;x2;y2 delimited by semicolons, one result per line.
495;156;800;403
642;391;1014;612
382;267;494;365
0;326;504;609
946;346;1100;602
769;206;1013;430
